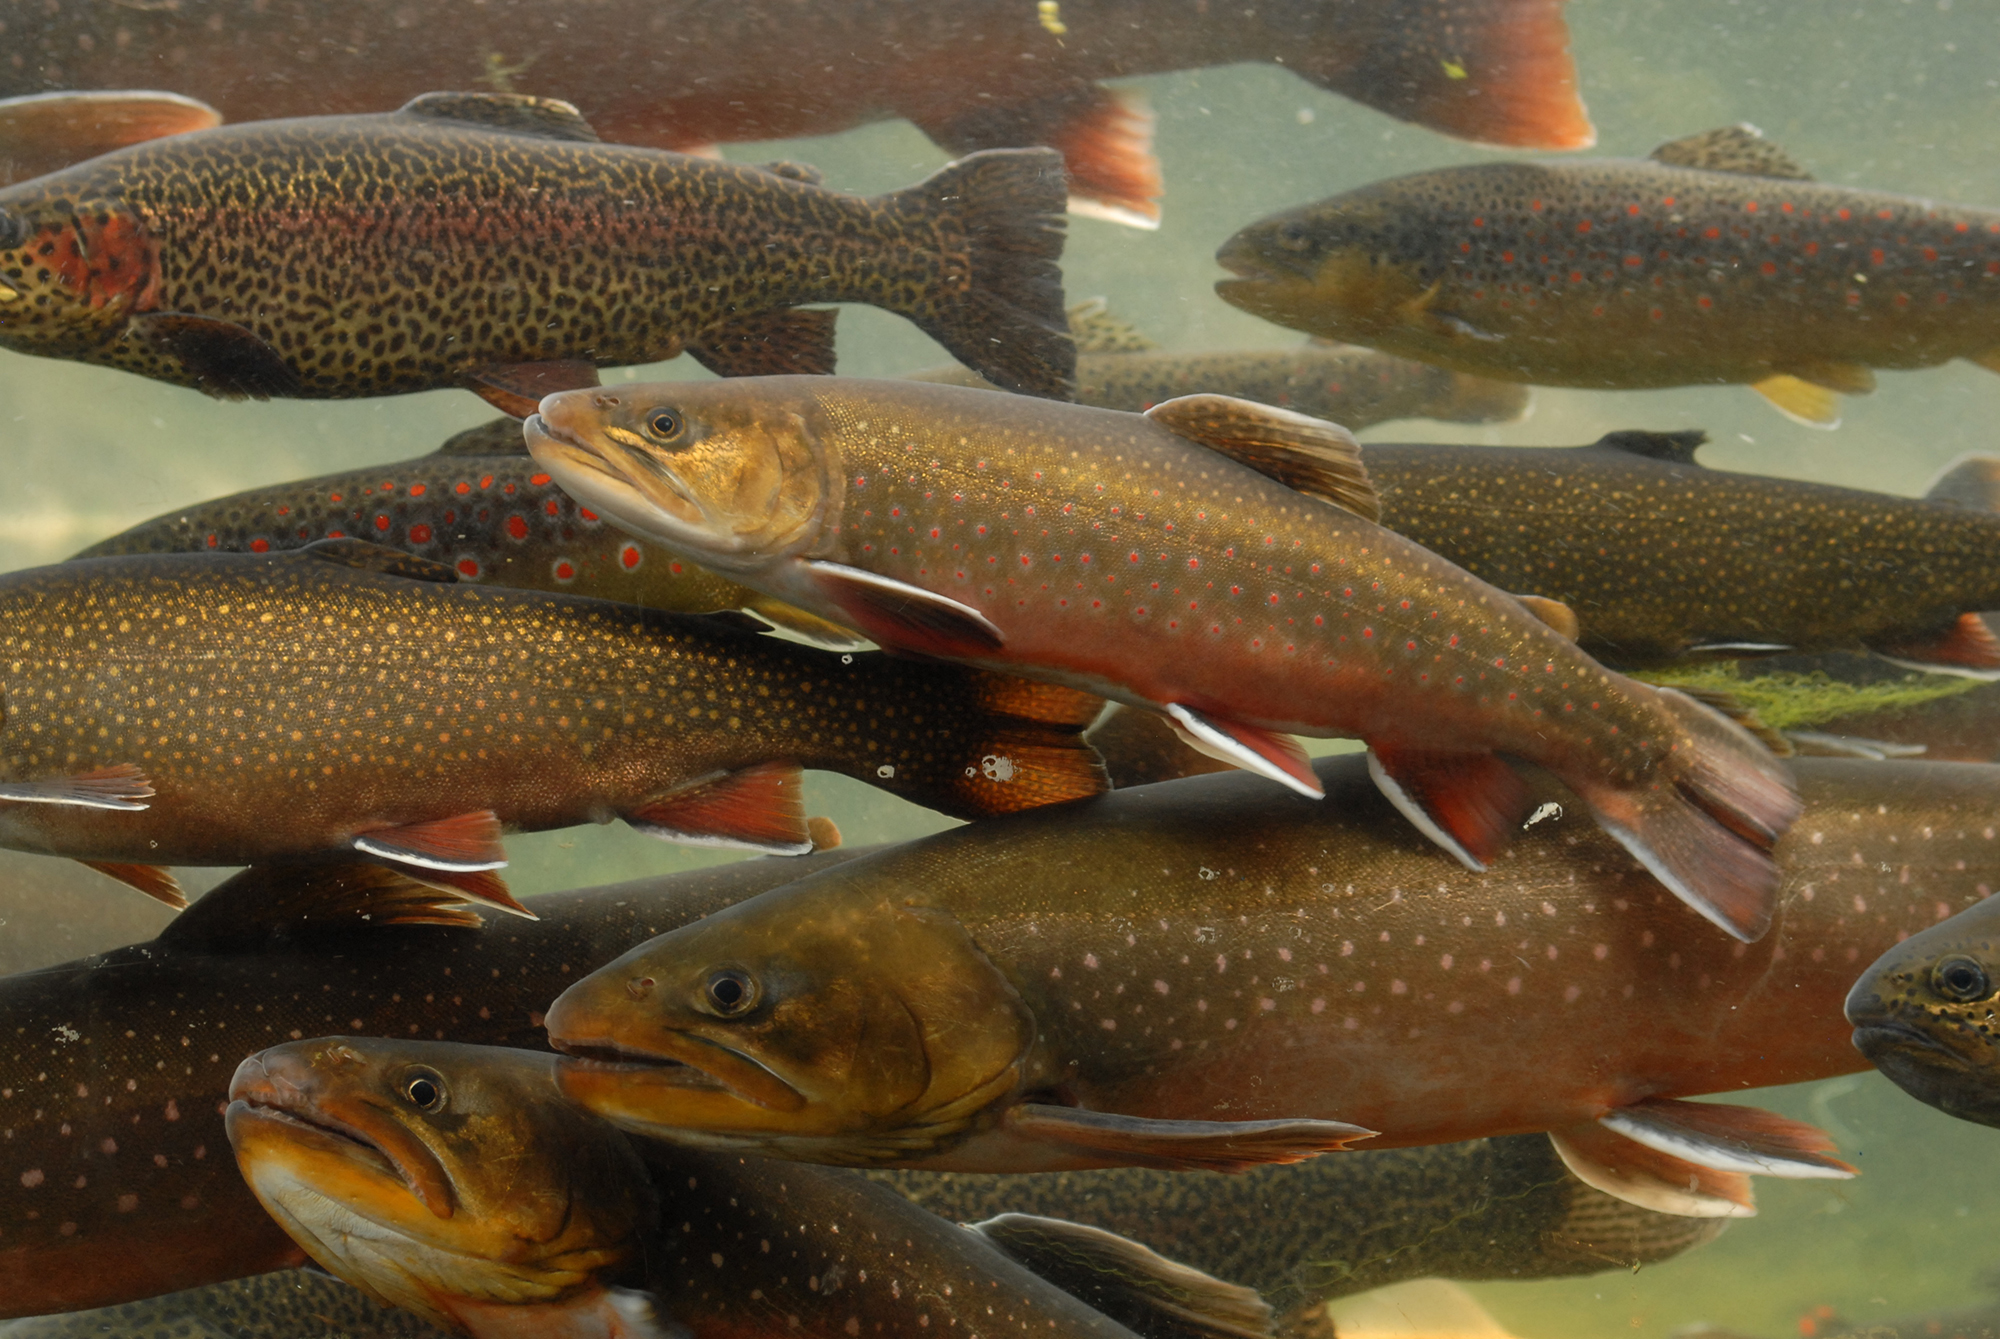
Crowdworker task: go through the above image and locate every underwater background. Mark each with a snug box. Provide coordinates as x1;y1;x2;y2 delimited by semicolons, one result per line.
1;2;1996;1334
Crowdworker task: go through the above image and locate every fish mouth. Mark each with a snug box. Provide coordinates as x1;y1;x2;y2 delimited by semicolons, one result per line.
552;1032;806;1116
226;1098;402;1185
523;413;704;528
549;1037;727;1090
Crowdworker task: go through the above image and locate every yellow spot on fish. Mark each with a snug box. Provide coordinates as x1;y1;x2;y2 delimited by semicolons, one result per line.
1441;59;1468;80
1037;1;1068;36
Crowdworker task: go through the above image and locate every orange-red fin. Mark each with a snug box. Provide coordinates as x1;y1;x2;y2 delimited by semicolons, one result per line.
352;810;507;871
626;761;813;854
920;84;1161;229
1600;1098;1855;1180
687;307;838;378
1004;1103;1372;1173
1365;746;1530;871
159;863;486;950
393;865;535;920
0;762;154;810
127;313;301;399
1876;612;2000;680
803;560;1005;658
0;90;220;184
81;860;186;910
1164;705;1321;799
461;359;602;418
1549;1120;1755;1219
1294;0;1594;150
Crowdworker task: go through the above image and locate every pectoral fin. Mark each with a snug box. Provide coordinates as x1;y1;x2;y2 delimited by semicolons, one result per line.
128;313;301;400
1513;594;1579;640
159;863;486;950
350;813;533;917
0;763;154;810
1550;1098;1853;1218
461;359;602;418
1164;704;1321;799
81;861;185;910
625;761;813;854
687;308;838;378
802;561;1006;658
1366;746;1530;871
1004;1103;1372;1173
1750;373;1845;428
742;597;873;652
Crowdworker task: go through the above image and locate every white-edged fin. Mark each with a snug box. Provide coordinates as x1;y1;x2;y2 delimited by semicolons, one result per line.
1685;641;1793;655
352;834;507;871
1005;1103;1371;1173
1879;657;2000;682
1548;1123;1755;1219
1367;749;1484;872
0;763;154;811
802;560;1006;658
1782;730;1926;760
1594;818;1749;942
350;810;508;871
1165;705;1322;798
625;761;815;855
1068;195;1163;230
1599;1099;1856;1180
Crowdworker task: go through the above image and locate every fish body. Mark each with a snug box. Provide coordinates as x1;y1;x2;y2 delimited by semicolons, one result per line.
527;375;1798;941
0;1270;442;1339
1216;127;2000;425
0;93;1073;408
0;1;1594;225
0;543;1103;904
544;755;1998;1213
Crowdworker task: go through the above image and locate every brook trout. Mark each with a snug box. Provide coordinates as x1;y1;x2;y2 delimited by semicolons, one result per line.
0;541;1104;910
1845;888;2000;1128
0;1;1595;227
0;1271;438;1339
526;376;1799;941
227;1037;1264;1339
545;755;2000;1215
1216;125;2000;426
74;419;861;650
0;92;1074;411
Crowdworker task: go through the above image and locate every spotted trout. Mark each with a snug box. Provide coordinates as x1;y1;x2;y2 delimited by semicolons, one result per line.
74;419;861;650
0;1;1595;228
547;754;2000;1215
0;92;1074;411
0;541;1105;910
1216;125;2000;426
227;1037;1267;1339
526;376;1799;941
0;1270;440;1339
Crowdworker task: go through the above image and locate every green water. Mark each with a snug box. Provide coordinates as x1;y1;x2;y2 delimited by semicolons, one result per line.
3;1;1999;1334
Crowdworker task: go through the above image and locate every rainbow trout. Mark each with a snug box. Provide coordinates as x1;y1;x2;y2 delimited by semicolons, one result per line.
229;1037;1271;1339
1216;125;2000;426
75;419;861;650
0;541;1104;910
545;754;2000;1215
527;376;1799;941
0;92;1073;412
0;1;1595;227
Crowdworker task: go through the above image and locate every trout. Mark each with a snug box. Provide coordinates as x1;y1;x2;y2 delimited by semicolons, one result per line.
0;1271;440;1339
0;92;1073;411
0;1;1595;227
0;92;218;187
75;419;862;650
0;541;1104;910
526;375;1799;941
545;755;2000;1214
226;1037;1265;1339
1216;125;2000;426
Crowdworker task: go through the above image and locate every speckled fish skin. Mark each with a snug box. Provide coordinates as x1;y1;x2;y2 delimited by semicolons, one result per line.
0;95;1074;401
0;546;1103;876
0;852;866;1318
1215;148;2000;405
0;1270;443;1339
546;755;1993;1173
1362;436;2000;668
528;376;1799;941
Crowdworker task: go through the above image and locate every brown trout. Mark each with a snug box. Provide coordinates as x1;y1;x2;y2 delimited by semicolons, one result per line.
74;419;861;650
526;376;1799;941
1216;126;2000;426
0;1;1595;228
547;754;2000;1214
0;92;1074;411
0;541;1104;910
908;301;1531;424
227;1037;1265;1339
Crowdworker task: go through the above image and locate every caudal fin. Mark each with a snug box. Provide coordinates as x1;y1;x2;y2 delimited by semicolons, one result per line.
870;671;1107;818
893;148;1076;401
1292;0;1594;150
1569;688;1801;942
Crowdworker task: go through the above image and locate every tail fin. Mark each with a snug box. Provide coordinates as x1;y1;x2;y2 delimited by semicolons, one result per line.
873;671;1107;818
916;87;1162;230
1569;688;1801;942
893;148;1076;401
1290;0;1594;150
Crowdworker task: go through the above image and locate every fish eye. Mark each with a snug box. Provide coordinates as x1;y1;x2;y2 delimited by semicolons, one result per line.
1933;956;1991;1003
642;408;685;442
401;1067;448;1112
1276;220;1312;252
703;967;759;1017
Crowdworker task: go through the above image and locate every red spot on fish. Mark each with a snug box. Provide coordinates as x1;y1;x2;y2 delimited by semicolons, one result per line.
544;498;561;516
1650;307;1664;320
579;509;598;523
1576;219;1591;233
457;559;481;578
1805;241;1819;255
1871;248;1885;266
409;483;427;497
409;524;433;544
330;493;343;503
1878;209;1893;220
276;505;290;516
1704;227;1721;239
1626;203;1640;216
204;533;218;548
249;538;269;553
620;544;642;570
1187;557;1200;570
1698;295;1713;309
552;560;576;582
506;515;529;541
1624;254;1641;267
529;473;551;487
1838;208;1851;221
373;514;389;532
455;482;471;495
1501;250;1515;263
1472;216;1484;228
1662;195;1677;208
1957;221;1970;233
1569;270;1583;283
1761;261;1777;275
1129;552;1140;563
480;475;494;490
1924;246;1939;262
1744;201;1758;213
1530;200;1542;212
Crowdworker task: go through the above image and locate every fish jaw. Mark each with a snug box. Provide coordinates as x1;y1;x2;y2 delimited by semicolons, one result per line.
1847;927;2000;1126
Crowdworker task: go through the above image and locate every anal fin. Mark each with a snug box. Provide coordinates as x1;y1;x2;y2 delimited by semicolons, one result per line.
1750;374;1842;428
1164;704;1321;799
1600;1097;1855;1179
390;865;534;920
687;308;838;378
350;811;532;918
1004;1103;1371;1173
0;763;154;810
1549;1120;1754;1219
1366;746;1530;870
625;760;812;854
461;360;601;418
1875;612;2000;679
802;561;1005;658
81;860;185;909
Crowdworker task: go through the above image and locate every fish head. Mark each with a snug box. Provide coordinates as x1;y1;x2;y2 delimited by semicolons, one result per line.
546;884;1036;1164
1215;185;1442;344
525;379;836;574
0;190;160;348
225;1038;653;1330
1846;901;2000;1127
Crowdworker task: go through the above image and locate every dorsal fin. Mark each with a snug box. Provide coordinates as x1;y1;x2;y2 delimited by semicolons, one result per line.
756;159;824;186
1924;454;2000;512
1592;429;1708;465
1649;125;1812;180
1067;298;1157;354
434;418;533;458
1144;395;1379;522
397;92;599;142
300;536;459;583
158;863;484;953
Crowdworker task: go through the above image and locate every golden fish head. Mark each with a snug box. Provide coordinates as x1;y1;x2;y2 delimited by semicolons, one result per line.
525;378;837;575
224;1038;652;1331
1847;904;2000;1129
547;883;1036;1165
